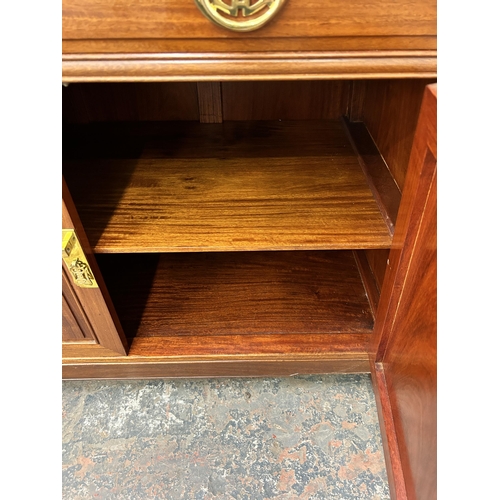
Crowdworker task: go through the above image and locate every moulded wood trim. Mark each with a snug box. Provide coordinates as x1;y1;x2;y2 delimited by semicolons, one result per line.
63;50;437;60
62;38;438;55
62;51;437;82
63;333;371;378
371;363;408;500
62;357;371;380
63;342;123;358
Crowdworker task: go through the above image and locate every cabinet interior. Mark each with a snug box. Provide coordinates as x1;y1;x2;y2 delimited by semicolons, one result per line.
62;79;431;359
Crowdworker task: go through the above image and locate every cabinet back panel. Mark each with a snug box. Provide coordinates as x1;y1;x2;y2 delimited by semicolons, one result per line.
62;82;200;123
63;81;351;124
222;81;350;121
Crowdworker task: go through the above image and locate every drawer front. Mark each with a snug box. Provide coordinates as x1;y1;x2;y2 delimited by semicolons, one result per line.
62;0;436;51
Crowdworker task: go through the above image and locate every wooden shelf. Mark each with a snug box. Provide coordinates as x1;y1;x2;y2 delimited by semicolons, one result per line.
96;250;374;342
63;120;392;253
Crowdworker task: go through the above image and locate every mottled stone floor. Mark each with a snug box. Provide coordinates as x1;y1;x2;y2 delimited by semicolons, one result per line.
62;374;390;500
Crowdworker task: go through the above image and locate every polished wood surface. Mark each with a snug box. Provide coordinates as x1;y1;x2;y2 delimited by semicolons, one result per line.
62;0;436;41
75;333;369;359
62;37;437;55
385;170;436;500
371;84;436;500
62;295;88;341
221;81;349;121
97;251;374;339
62;265;95;341
63;120;392;252
372;364;408;500
63;80;350;123
342;118;401;235
63;178;128;355
197;82;223;123
365;248;390;293
62;14;438;494
371;85;436;359
62;82;200;123
352;79;435;190
353;250;380;315
62;51;437;82
348;79;434;297
63;356;370;379
62;343;123;358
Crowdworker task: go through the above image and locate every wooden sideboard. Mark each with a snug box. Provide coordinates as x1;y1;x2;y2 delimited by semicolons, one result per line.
62;1;436;497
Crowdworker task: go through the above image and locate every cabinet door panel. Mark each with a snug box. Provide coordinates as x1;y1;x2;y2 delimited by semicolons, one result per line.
62;177;128;355
371;84;436;500
62;264;95;341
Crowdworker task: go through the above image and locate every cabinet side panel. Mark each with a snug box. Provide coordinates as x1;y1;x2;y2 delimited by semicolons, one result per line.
355;79;434;190
349;79;434;298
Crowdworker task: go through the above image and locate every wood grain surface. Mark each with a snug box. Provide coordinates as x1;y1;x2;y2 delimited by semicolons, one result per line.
348;79;434;298
342;118;401;235
384;169;436;500
62;82;200;124
63;120;392;253
62;0;436;41
364;248;390;293
353;79;435;190
62;52;437;82
221;81;349;121
197;82;223;123
91;334;369;359
62;37;438;55
63;81;349;124
371;84;436;500
371;364;408;500
353;250;380;315
62;264;96;341
63;178;129;354
63;342;124;358
96;250;374;339
63;356;371;379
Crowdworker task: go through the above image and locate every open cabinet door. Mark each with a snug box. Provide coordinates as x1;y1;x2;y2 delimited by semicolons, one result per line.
371;84;437;500
62;177;128;357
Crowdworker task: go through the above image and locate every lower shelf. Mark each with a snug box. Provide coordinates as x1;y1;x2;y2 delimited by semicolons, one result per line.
63;250;374;379
97;250;374;339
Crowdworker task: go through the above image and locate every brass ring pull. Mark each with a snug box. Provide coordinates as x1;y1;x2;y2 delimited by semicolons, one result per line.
195;0;287;32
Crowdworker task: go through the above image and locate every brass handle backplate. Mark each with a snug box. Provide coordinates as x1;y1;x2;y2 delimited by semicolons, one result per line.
195;0;287;32
62;230;98;289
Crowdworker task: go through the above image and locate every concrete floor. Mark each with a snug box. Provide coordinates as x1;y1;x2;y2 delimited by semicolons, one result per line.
62;374;390;499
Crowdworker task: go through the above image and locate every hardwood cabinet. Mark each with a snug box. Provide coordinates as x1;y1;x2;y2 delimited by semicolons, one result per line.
62;1;436;497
